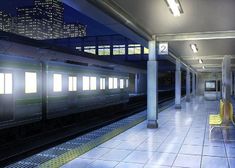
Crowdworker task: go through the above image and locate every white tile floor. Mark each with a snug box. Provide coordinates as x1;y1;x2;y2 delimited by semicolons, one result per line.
61;97;235;168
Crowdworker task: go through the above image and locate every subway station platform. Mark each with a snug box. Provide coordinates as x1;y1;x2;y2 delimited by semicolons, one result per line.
61;97;235;168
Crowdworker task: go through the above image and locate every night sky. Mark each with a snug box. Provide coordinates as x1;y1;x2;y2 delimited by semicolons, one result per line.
0;0;116;36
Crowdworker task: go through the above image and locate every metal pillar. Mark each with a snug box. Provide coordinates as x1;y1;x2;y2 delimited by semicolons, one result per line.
147;40;158;128
135;74;139;94
192;72;196;97
186;68;191;102
175;60;181;109
231;72;233;95
222;56;231;124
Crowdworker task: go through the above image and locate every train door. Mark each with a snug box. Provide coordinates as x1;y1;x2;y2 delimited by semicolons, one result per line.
0;72;14;122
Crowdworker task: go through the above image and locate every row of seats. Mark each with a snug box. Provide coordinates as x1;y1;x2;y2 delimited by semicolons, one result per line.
209;99;235;138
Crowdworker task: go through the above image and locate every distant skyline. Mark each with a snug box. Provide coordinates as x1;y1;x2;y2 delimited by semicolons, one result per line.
0;0;116;36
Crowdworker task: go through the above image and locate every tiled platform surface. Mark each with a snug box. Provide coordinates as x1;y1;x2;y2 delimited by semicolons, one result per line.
62;96;235;168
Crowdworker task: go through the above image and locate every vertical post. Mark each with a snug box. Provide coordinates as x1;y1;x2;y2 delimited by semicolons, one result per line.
231;72;233;95
147;40;158;128
222;55;231;124
175;60;181;109
186;68;191;102
192;72;196;97
135;73;139;94
234;72;235;97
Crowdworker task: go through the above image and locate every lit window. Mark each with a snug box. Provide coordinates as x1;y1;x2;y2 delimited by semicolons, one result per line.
68;76;77;91
126;79;129;88
83;76;90;91
128;44;141;55
109;77;118;89
120;79;124;89
113;45;125;55
98;45;110;56
83;76;97;91
53;74;62;92
100;78;106;90
84;46;96;55
90;77;96;90
144;47;149;54
25;72;37;93
0;73;12;94
109;77;113;89
114;78;118;89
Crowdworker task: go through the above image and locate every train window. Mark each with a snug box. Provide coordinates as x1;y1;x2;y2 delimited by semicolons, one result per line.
126;79;129;88
90;77;97;90
25;72;37;93
83;76;96;91
0;73;13;94
100;78;105;90
53;74;62;92
109;77;113;89
114;78;118;89
83;76;90;90
120;79;124;89
68;76;77;91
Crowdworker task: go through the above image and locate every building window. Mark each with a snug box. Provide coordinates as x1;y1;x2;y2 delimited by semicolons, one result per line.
75;46;82;51
128;44;141;55
68;76;77;91
83;76;97;91
25;72;37;93
100;78;106;90
84;46;96;54
109;77;118;89
0;73;12;94
126;79;129;88
98;45;110;56
113;45;125;55
53;74;62;92
144;47;149;54
120;79;124;89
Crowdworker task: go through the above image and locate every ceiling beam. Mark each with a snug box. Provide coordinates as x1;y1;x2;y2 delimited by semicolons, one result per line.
156;30;235;42
181;55;226;60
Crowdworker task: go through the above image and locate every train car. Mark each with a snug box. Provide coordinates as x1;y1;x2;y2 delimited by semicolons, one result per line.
45;61;129;119
0;54;129;129
0;54;42;129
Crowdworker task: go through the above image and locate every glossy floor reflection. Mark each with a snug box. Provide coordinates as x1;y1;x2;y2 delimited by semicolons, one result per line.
62;97;235;168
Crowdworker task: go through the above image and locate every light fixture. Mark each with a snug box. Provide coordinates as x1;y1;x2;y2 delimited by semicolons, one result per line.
202;66;205;69
165;0;183;17
198;59;203;64
190;44;198;53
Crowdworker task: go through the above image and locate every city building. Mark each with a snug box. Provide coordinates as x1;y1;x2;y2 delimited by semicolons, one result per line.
63;23;86;38
0;10;12;32
0;0;87;40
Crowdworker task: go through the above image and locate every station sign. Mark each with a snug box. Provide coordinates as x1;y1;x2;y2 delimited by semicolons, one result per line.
158;42;168;55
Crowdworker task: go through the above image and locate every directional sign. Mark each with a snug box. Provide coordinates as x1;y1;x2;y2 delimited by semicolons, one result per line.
158;42;168;55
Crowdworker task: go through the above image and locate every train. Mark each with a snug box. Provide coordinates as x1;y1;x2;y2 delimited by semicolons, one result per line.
0;54;129;129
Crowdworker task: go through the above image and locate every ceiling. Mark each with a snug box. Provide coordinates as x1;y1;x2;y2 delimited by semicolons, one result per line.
63;0;235;72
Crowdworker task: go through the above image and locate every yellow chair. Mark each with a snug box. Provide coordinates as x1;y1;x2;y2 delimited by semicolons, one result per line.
209;100;224;138
229;103;235;125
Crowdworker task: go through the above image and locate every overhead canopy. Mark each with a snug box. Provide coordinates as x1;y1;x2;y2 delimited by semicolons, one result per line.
62;0;235;72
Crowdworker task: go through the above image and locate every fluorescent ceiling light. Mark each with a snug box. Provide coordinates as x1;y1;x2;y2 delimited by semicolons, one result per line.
165;0;183;17
190;44;198;53
198;59;203;64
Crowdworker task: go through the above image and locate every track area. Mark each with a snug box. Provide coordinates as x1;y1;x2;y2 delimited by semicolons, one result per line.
1;95;174;167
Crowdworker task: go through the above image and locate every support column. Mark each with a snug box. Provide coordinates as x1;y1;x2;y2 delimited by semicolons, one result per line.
135;74;139;94
222;55;231;124
192;72;196;97
234;72;235;97
186;68;191;102
175;60;181;109
231;72;233;95
147;40;158;128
